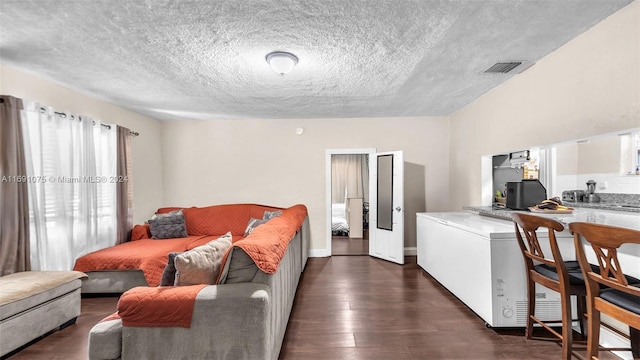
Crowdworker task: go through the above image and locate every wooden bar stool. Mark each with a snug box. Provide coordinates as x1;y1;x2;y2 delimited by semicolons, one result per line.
569;222;640;360
512;213;589;360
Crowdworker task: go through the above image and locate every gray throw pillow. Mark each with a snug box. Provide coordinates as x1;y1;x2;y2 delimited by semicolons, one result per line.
262;210;282;220
244;218;268;237
148;210;188;239
159;252;181;286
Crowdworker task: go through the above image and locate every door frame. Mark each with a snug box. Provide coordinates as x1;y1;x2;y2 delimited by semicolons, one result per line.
325;148;376;257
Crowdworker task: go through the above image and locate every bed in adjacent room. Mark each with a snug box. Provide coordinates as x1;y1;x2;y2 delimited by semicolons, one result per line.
331;203;349;236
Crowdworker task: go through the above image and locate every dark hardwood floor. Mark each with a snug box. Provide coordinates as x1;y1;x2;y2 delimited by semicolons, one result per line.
331;235;369;256
5;256;624;360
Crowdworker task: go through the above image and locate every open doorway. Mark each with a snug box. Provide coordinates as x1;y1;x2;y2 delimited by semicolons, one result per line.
326;148;375;256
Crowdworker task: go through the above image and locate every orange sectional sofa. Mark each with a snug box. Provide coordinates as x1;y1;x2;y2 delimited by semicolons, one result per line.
82;203;310;360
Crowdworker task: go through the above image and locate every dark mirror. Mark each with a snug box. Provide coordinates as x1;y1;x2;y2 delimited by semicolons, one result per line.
377;154;393;231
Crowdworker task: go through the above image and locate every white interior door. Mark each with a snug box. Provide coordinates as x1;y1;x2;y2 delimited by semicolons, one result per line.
369;151;404;264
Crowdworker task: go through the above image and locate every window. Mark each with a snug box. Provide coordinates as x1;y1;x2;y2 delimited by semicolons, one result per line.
21;101;117;270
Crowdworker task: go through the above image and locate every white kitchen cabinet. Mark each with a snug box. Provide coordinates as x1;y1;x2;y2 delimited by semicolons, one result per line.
416;212;575;328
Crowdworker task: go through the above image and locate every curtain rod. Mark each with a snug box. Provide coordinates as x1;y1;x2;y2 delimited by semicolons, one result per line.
39;107;139;137
98;123;139;137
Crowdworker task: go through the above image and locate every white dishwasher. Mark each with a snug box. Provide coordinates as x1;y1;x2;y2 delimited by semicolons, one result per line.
416;211;575;328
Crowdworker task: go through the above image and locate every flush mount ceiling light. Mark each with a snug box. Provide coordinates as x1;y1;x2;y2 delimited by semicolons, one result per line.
266;51;298;74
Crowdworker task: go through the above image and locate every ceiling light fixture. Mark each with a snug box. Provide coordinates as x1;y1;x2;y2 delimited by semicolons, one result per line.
266;51;298;75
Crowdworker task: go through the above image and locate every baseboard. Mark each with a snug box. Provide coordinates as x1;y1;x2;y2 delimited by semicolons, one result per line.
309;249;330;257
404;247;417;256
309;247;416;258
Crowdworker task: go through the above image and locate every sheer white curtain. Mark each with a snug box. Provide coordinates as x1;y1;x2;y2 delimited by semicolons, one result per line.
331;154;369;203
21;101;117;270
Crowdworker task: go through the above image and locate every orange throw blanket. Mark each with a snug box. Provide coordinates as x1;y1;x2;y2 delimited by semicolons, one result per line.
73;236;210;287
234;204;307;274
116;285;207;328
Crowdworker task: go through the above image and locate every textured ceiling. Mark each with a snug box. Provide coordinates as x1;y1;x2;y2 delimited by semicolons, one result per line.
0;0;633;121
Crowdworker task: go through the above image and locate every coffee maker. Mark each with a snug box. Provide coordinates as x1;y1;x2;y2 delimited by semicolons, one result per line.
505;179;547;210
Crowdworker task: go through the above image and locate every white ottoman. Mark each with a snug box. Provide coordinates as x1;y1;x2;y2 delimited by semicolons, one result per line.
0;271;87;356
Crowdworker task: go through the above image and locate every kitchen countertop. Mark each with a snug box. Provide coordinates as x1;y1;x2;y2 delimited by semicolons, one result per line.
562;201;640;212
463;205;640;231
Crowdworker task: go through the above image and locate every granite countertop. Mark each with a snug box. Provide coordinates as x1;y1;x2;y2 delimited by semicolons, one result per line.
562;201;640;212
463;205;640;231
562;193;640;212
462;206;518;221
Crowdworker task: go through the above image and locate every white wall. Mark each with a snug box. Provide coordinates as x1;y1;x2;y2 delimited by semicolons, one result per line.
448;1;640;210
160;117;450;251
0;64;165;224
555;135;640;195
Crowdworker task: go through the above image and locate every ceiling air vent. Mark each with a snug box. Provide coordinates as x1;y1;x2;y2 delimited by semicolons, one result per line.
484;61;523;74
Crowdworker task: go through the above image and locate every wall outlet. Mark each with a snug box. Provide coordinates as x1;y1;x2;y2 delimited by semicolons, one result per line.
598;181;608;190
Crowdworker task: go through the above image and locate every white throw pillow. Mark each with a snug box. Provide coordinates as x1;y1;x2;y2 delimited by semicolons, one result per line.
174;232;232;286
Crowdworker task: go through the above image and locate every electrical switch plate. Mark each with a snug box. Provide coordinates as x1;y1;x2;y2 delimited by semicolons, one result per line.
599;181;608;190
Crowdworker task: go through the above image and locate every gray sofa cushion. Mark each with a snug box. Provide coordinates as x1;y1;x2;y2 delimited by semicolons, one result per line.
221;248;260;284
88;319;122;360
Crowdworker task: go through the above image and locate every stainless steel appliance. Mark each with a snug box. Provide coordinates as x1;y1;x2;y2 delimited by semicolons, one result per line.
562;190;585;202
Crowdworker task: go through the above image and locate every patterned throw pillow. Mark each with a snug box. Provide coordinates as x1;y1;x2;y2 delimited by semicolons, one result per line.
174;232;233;286
148;210;188;239
244;218;268;237
262;210;282;220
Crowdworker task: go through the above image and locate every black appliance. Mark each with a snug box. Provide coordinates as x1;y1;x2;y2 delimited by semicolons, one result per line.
506;179;547;210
